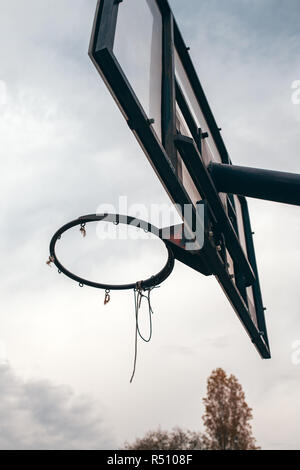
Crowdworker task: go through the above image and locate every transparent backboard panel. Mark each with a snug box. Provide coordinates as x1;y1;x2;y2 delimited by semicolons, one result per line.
175;49;222;165
246;285;258;328
113;0;162;141
226;246;258;328
202;139;227;210
176;104;202;207
234;196;248;258
181;160;202;207
176;104;193;139
233;196;258;326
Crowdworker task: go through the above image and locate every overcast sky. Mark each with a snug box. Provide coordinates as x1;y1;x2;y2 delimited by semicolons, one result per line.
1;0;300;450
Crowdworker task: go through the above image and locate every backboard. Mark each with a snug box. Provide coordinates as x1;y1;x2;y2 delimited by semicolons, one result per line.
89;0;270;358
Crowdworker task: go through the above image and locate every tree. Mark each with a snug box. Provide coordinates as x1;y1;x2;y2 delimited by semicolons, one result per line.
124;427;204;450
123;368;260;450
202;368;259;450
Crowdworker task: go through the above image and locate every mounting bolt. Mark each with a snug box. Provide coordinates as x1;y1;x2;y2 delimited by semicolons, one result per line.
147;118;155;125
263;307;267;311
216;245;222;252
202;132;209;139
115;0;123;3
252;231;255;235
186;46;190;51
229;274;235;280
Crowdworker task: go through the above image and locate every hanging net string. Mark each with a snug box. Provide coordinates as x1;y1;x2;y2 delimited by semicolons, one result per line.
130;282;159;383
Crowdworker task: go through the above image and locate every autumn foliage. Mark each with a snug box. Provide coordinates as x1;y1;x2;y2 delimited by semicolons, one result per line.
124;368;259;450
202;368;259;450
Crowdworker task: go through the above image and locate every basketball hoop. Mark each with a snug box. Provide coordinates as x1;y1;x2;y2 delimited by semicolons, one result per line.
48;213;175;382
49;213;175;291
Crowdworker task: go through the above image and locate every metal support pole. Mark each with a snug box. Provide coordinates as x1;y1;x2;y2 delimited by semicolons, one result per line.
209;163;300;206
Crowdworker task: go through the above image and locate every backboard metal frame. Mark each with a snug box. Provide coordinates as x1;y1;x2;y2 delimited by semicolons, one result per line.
89;0;270;358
